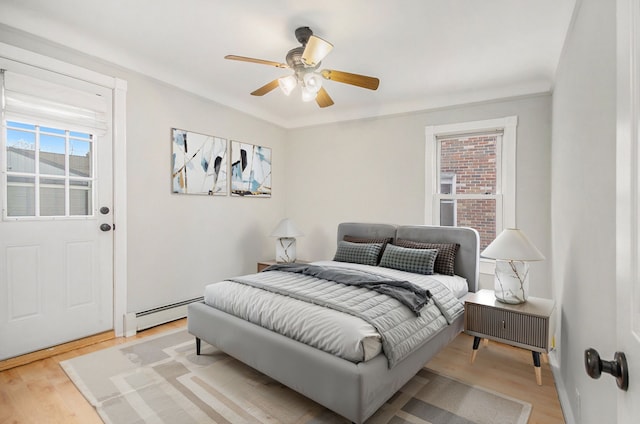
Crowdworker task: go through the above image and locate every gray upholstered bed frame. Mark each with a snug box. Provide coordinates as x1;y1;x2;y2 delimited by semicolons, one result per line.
187;222;479;423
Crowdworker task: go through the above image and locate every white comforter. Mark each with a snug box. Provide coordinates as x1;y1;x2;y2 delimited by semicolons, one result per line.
203;260;467;363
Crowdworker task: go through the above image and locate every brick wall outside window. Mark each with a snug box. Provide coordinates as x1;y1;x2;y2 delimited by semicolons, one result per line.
440;135;497;250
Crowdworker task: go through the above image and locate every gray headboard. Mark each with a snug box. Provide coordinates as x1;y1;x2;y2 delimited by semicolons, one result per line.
337;222;398;242
337;222;479;293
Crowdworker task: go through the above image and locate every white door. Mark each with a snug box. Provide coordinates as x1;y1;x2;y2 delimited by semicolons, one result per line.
617;0;640;421
0;62;114;360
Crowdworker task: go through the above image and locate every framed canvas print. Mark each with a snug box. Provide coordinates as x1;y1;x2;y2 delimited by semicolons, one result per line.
230;141;271;197
172;128;227;195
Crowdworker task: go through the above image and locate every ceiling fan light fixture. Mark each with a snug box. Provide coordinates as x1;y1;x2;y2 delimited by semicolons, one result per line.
301;86;316;102
225;26;379;108
278;75;297;96
303;72;323;93
302;35;333;67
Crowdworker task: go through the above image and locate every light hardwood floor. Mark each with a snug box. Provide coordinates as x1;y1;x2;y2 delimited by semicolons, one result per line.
428;333;565;424
0;319;565;424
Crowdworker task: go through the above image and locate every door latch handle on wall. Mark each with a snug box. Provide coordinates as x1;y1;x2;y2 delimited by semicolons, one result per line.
584;348;629;391
100;223;112;232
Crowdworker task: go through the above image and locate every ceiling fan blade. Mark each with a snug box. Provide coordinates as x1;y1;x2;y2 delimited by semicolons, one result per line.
225;55;289;69
315;87;334;108
320;69;380;90
302;35;333;67
251;79;280;96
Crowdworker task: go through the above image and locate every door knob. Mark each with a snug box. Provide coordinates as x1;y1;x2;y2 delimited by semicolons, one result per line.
100;223;112;232
100;206;110;215
584;348;629;391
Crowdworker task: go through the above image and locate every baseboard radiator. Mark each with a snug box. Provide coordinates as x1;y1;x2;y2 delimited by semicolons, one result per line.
124;297;203;336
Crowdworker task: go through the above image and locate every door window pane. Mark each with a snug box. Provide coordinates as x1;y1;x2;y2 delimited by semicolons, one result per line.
40;178;65;216
6;128;36;173
40;133;66;176
7;176;35;216
70;130;91;140
70;180;92;215
69;139;92;177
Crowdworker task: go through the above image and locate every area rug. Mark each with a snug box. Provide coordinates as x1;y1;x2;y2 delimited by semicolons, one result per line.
61;328;531;424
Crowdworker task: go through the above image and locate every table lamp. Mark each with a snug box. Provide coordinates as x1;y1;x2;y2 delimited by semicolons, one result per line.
481;228;545;304
270;218;303;263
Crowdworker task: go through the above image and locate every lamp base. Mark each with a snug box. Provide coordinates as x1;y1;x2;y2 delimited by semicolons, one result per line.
494;260;529;304
275;237;297;263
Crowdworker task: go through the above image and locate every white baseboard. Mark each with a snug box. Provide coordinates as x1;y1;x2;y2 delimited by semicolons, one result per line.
549;350;576;424
123;297;203;337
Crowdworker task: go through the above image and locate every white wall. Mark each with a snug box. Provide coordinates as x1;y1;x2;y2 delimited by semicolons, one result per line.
0;25;288;314
551;0;617;422
125;74;287;312
286;95;553;298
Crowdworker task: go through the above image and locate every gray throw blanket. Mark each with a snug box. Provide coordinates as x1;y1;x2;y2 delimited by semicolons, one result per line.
264;263;431;315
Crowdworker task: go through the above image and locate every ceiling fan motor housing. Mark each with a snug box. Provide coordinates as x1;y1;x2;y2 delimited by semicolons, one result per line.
294;26;313;45
286;47;320;82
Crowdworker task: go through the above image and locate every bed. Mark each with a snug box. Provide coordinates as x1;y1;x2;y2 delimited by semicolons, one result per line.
187;222;479;423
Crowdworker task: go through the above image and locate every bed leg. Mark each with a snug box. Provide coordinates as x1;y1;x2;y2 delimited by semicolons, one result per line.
196;337;201;355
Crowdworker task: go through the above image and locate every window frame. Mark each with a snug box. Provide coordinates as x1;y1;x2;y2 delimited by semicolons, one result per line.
425;116;517;273
3;119;96;220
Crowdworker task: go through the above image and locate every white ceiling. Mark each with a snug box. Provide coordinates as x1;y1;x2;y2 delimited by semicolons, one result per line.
0;0;575;128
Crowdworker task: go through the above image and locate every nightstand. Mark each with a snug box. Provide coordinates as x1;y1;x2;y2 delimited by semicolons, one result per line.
464;289;556;385
257;259;309;272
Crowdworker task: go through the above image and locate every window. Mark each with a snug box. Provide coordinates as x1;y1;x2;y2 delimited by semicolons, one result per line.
1;67;108;220
438;133;499;250
5;120;94;217
425;117;517;252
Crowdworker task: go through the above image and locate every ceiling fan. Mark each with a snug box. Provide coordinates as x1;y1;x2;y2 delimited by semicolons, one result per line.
225;27;380;108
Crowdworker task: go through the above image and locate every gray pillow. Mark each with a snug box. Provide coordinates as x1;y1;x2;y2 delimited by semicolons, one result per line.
394;239;460;276
343;235;393;263
379;244;438;275
333;241;382;266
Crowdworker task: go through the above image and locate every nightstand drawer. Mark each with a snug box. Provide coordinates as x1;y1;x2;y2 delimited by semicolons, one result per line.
465;303;549;350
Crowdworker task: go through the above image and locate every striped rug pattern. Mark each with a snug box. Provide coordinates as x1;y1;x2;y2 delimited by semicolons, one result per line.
61;328;531;424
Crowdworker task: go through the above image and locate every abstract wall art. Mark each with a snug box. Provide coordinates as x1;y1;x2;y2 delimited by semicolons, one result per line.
172;128;228;195
230;141;271;197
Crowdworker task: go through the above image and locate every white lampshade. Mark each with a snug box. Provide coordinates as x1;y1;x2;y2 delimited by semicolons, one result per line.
278;75;297;96
270;219;303;263
482;228;544;304
481;228;545;261
270;218;303;238
301;35;334;67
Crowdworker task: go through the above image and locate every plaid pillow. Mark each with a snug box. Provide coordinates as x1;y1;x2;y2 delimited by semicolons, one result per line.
394;239;460;276
343;235;393;245
379;244;438;275
333;241;382;266
343;235;393;263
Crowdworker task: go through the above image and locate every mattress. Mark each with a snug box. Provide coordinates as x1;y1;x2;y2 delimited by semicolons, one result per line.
204;260;467;363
